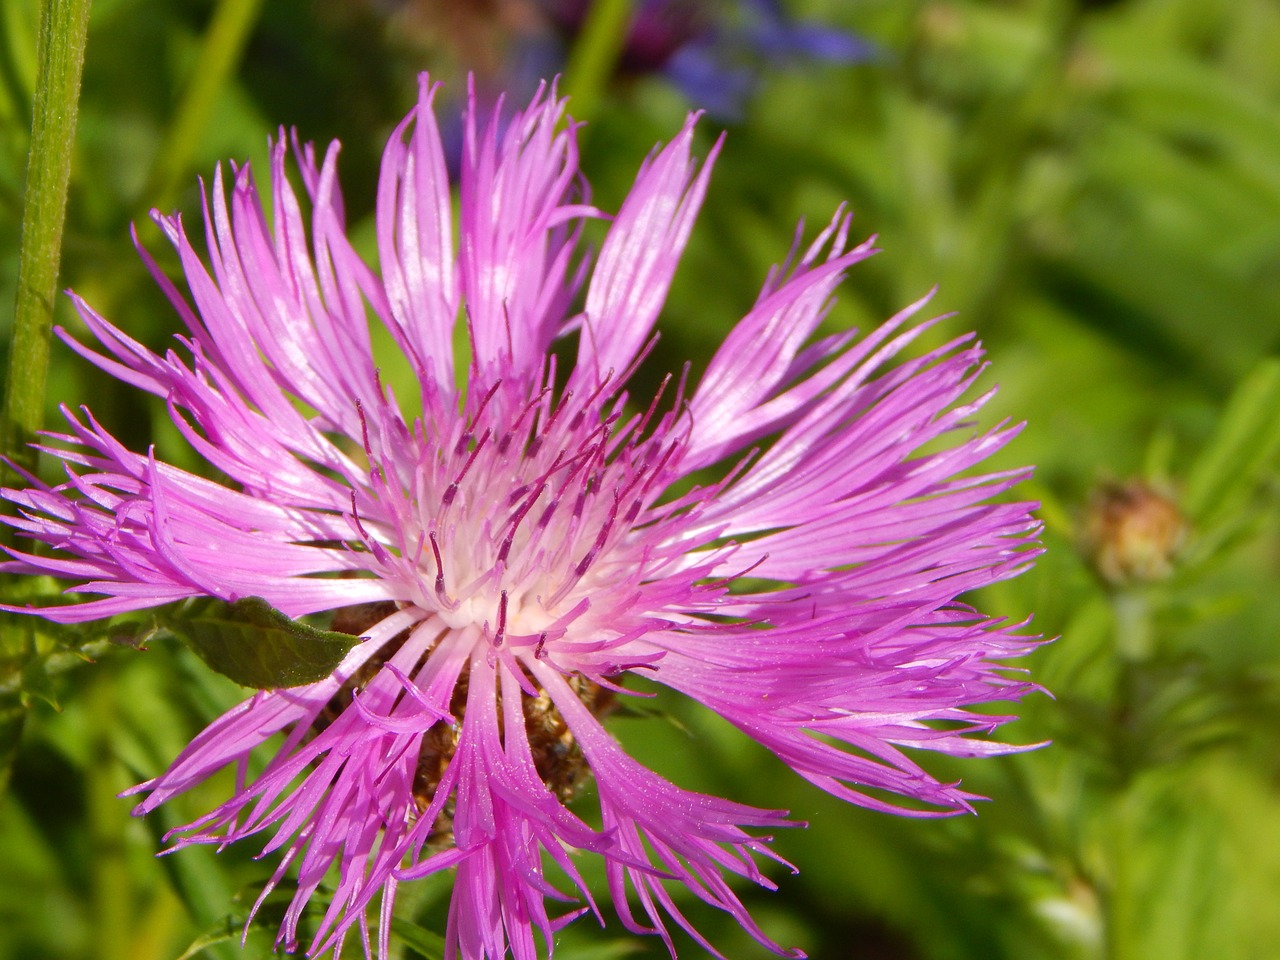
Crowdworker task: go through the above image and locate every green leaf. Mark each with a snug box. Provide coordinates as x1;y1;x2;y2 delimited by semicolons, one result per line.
173;882;296;960
172;895;283;960
17;650;59;710
560;0;632;128
173;923;240;960
1183;358;1280;531
162;596;360;689
182;908;450;960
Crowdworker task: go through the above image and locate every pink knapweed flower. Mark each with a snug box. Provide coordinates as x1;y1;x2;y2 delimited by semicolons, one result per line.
2;76;1041;958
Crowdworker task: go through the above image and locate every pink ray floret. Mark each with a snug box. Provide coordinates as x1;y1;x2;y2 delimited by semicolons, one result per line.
1;75;1043;959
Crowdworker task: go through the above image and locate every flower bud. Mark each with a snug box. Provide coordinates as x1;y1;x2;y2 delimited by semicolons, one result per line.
1084;480;1187;586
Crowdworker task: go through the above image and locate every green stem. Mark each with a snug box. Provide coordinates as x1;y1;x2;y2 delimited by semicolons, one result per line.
88;674;132;960
141;0;263;214
1;0;92;495
1112;589;1152;664
0;0;93;799
561;0;633;128
1109;588;1151;784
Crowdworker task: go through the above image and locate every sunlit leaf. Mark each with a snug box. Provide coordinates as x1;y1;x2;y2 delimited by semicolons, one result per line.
173;919;240;960
161;596;360;690
173;885;292;960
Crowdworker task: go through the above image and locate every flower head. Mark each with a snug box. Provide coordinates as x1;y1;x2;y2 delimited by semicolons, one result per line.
2;76;1041;958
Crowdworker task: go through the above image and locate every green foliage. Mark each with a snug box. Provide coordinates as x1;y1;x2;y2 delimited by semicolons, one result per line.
1183;359;1280;541
2;0;1279;959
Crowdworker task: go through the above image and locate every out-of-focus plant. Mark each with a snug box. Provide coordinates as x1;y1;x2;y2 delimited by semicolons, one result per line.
940;358;1280;960
2;1;1279;959
365;0;872;124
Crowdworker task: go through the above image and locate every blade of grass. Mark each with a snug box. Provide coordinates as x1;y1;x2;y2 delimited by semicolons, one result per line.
561;0;632;128
141;0;263;214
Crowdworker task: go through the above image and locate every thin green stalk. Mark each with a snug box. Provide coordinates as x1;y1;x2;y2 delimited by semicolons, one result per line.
1;0;91;495
141;0;264;213
1111;589;1153;664
1;0;93;799
1109;588;1152;784
88;674;132;960
561;0;633;128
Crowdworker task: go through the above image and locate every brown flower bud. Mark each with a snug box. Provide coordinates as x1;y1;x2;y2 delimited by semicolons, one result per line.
1084;480;1187;586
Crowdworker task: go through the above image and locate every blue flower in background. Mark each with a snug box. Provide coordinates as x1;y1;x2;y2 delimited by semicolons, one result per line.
543;0;874;117
385;0;872;176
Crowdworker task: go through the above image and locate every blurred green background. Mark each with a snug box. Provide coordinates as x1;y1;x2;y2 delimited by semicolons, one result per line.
2;1;1280;958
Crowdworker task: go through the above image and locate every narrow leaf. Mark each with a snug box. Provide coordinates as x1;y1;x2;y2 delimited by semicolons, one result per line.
1183;358;1280;528
173;883;294;960
165;597;360;689
173;923;239;960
